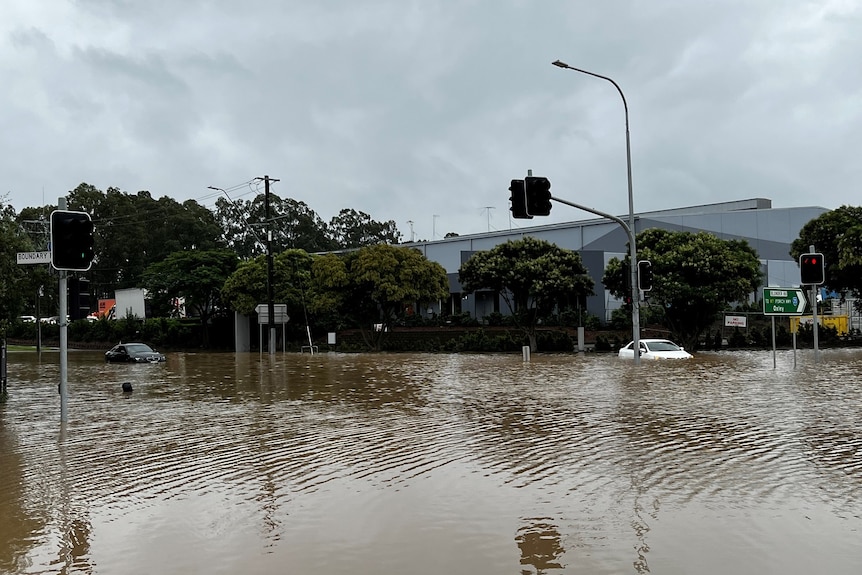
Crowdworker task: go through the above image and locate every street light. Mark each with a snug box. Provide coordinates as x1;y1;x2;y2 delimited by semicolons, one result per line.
207;186;265;248
552;59;641;364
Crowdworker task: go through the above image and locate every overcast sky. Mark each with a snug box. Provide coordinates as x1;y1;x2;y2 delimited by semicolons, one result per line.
2;0;860;240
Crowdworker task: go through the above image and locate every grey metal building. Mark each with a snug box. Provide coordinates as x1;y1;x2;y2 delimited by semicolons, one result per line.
407;198;828;323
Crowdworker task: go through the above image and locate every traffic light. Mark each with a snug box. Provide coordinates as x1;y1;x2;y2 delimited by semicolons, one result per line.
799;252;825;285
509;179;531;219
525;176;552;216
51;210;95;271
637;260;653;292
68;277;91;320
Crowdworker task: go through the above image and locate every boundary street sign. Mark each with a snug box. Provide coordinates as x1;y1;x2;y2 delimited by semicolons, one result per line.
17;251;52;265
763;287;807;315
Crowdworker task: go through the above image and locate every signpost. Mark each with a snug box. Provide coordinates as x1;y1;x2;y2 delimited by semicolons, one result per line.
762;288;807;315
762;287;807;368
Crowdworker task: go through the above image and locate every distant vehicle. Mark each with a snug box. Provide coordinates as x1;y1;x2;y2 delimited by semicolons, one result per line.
19;315;36;323
618;339;693;360
105;343;166;363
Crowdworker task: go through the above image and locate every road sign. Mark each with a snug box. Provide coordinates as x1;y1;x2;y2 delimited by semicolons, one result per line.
763;287;807;315
17;251;52;265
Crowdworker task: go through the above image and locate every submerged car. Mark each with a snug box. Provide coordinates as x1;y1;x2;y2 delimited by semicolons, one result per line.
105;343;166;363
618;338;692;360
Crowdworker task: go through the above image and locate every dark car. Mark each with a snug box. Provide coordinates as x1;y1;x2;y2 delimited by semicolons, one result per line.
105;343;166;363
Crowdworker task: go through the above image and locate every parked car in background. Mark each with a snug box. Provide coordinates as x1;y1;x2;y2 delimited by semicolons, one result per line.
618;339;693;360
19;315;37;323
105;343;166;363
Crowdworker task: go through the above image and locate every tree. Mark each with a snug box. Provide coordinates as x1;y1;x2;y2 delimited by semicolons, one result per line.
65;183;226;303
327;208;402;248
141;249;239;347
0;201;36;326
221;249;316;335
603;229;762;349
791;206;862;310
213;196;265;259
221;192;336;254
458;237;594;352
310;245;449;350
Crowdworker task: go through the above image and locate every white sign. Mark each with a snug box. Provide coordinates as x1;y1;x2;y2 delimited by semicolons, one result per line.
724;315;747;328
255;304;290;324
17;251;52;265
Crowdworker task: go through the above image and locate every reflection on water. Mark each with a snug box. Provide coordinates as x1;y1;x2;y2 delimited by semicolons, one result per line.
1;349;861;574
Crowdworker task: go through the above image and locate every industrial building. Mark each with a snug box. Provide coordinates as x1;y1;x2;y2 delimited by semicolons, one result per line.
407;198;828;323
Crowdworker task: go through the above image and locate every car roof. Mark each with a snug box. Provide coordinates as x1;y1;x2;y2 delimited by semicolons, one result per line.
625;339;677;345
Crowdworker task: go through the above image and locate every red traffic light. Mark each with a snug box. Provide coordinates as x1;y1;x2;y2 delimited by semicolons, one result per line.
799;252;825;285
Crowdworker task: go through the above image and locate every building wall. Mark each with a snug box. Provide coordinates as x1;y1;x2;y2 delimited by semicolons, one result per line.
411;199;828;323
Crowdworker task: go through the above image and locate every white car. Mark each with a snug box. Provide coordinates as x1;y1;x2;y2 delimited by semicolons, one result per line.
618;338;693;360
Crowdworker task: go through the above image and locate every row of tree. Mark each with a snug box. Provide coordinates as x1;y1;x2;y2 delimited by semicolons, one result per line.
2;183;404;326
2;183;861;351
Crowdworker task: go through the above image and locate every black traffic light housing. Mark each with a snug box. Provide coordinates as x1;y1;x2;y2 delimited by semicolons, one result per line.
51;210;95;271
525;176;552;217
68;277;91;320
799;252;825;285
637;260;653;292
509;179;531;219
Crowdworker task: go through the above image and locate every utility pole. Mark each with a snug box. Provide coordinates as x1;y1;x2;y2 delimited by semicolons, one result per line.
260;175;280;355
407;220;415;242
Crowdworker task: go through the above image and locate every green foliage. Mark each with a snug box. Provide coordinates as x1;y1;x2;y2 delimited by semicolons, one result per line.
141;249;239;347
221;249;316;332
311;245;449;350
327;208;402;248
458;237;594;351
791;205;862;311
594;334;622;352
727;328;748;348
446;328;521;352
0;201;35;322
604;229;762;349
5;316;202;349
65;184;227;301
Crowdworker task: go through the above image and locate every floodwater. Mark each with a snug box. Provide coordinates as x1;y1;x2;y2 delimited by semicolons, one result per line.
1;348;860;575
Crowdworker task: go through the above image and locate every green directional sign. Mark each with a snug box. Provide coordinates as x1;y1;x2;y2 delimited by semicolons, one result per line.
763;287;807;315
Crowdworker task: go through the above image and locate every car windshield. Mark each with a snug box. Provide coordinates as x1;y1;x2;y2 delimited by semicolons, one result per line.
126;344;154;354
647;341;682;351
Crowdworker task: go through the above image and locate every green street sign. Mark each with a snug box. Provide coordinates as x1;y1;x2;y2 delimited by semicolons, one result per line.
763;287;807;315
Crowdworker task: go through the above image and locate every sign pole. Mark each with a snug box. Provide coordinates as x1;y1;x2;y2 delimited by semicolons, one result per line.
762;286;807;369
793;325;799;369
771;316;776;369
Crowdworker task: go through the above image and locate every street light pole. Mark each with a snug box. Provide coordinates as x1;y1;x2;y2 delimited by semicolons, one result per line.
552;59;640;364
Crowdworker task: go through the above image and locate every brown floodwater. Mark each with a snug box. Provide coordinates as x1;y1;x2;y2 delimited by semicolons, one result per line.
1;348;860;574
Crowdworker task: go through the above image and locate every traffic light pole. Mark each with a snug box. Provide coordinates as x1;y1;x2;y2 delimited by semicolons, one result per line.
57;197;69;422
809;244;819;363
551;195;640;365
